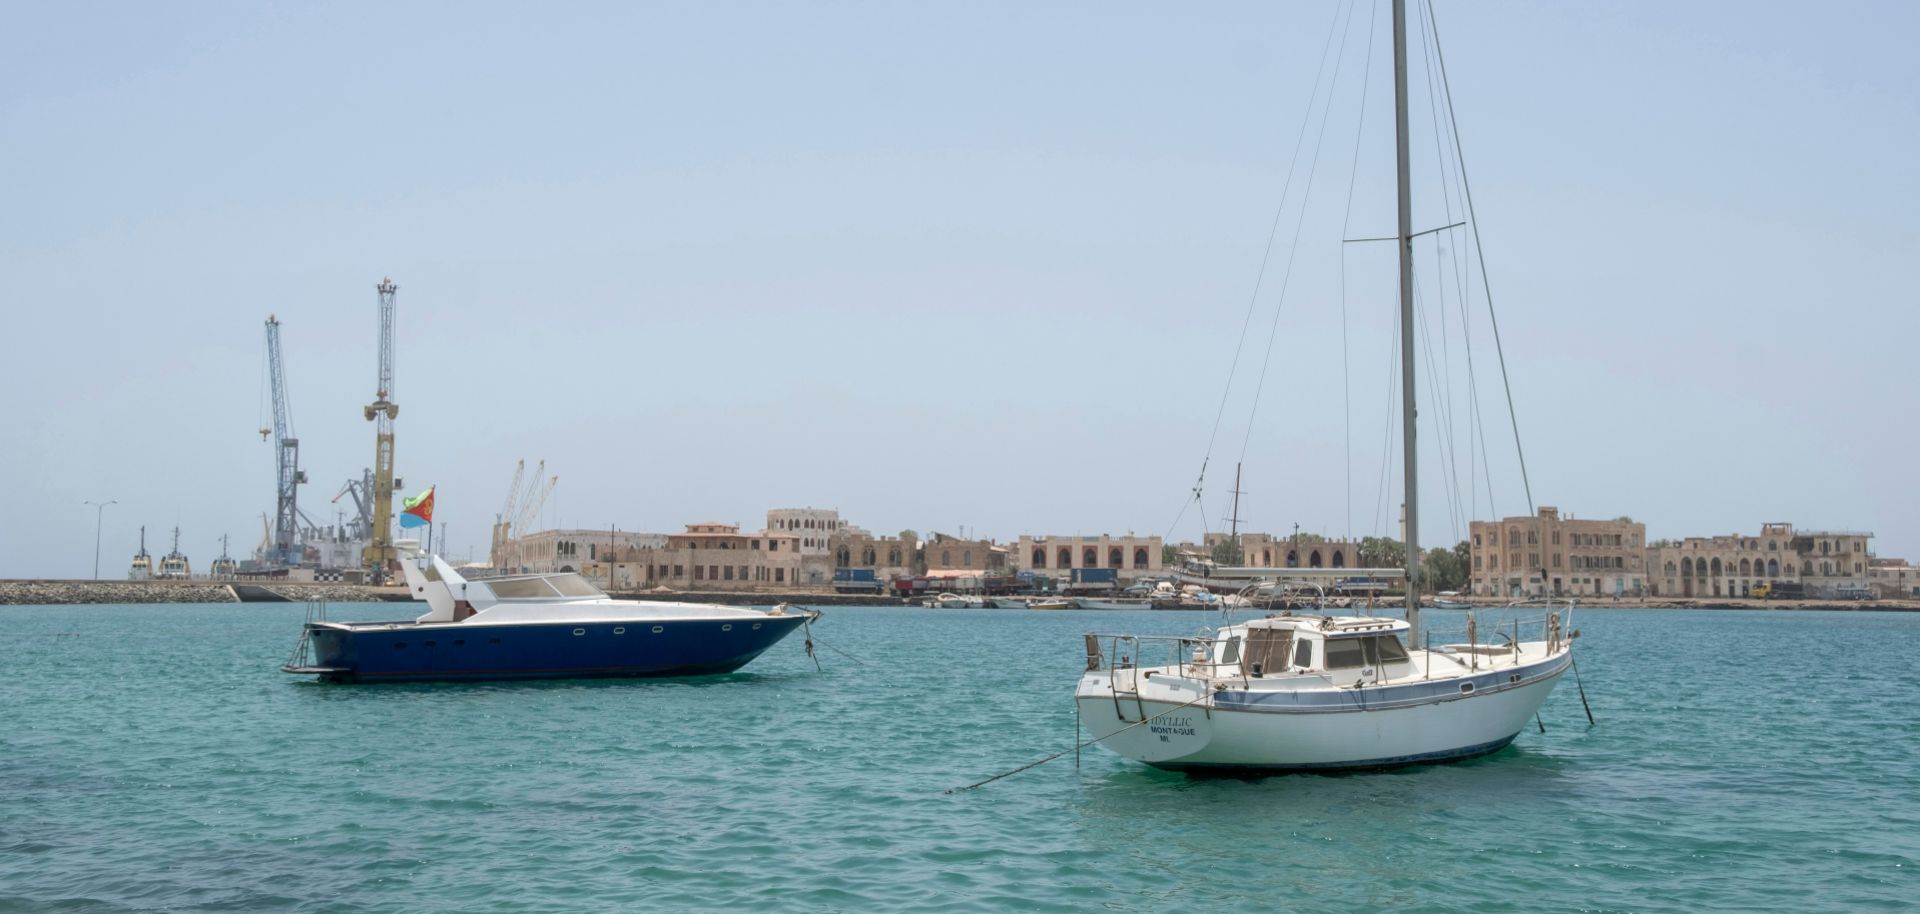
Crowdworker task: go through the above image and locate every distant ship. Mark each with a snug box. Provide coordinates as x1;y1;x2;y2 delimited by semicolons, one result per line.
209;534;238;579
156;527;192;580
129;526;153;581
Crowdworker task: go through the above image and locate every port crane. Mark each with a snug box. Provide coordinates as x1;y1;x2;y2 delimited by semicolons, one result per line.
488;460;556;571
362;279;399;584
260;315;307;566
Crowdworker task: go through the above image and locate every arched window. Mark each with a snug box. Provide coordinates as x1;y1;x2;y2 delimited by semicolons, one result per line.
1767;558;1778;577
1286;550;1299;568
1710;558;1721;577
1058;547;1073;568
1802;560;1813;576
1665;561;1676;576
1133;547;1149;568
862;546;876;566
835;546;851;568
941;550;952;567
962;550;972;567
1083;547;1098;567
1108;547;1123;568
1682;557;1694;577
1032;547;1046;568
1739;558;1751;576
1309;550;1323;568
1332;550;1345;568
888;547;901;565
1261;549;1272;566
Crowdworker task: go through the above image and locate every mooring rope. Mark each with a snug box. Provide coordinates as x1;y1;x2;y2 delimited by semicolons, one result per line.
946;692;1215;794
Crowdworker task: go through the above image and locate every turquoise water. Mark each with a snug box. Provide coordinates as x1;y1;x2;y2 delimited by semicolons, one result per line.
3;603;1915;913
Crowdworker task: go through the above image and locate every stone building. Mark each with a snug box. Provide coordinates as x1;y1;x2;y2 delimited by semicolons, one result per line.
922;533;1007;575
1205;531;1362;570
1469;507;1647;598
765;508;848;556
639;522;806;591
1869;558;1920;599
1012;534;1163;580
501;529;669;577
828;528;921;582
1644;523;1872;598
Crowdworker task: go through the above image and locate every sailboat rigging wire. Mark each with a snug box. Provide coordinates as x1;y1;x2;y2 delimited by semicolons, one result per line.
1338;0;1381;544
944;692;1215;794
1235;0;1366;473
1178;0;1350;543
1425;0;1535;514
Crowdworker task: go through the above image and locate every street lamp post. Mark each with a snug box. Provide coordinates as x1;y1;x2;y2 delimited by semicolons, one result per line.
84;500;117;580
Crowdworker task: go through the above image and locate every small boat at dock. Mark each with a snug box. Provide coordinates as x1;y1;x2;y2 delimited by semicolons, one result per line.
283;551;816;683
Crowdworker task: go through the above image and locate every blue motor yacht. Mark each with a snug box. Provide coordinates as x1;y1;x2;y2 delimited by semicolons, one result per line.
283;551;816;683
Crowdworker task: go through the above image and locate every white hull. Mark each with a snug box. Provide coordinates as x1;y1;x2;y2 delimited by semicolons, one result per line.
1076;652;1568;770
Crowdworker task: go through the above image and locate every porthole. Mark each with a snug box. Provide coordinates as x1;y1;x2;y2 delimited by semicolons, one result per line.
1509;673;1521;684
652;625;664;634
752;623;762;630
573;628;586;636
613;627;625;635
721;624;732;632
1459;682;1474;694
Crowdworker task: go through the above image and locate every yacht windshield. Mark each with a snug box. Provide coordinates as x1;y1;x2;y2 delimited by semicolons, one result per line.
488;577;559;599
546;574;605;597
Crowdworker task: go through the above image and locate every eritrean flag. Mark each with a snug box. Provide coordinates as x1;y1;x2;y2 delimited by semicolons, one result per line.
399;486;434;528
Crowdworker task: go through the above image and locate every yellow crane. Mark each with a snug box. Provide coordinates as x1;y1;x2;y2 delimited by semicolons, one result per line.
362;278;400;583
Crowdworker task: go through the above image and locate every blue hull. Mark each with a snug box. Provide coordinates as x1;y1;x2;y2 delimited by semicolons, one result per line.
302;614;809;683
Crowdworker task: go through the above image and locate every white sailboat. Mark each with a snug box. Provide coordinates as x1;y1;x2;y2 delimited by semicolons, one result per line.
1074;0;1577;771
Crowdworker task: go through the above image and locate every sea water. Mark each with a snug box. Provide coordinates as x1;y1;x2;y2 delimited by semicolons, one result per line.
2;603;1914;913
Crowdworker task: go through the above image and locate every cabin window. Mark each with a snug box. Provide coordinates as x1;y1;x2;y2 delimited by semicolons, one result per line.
1219;636;1242;665
1359;635;1410;666
721;624;732;632
613;627;625;635
1293;640;1313;670
1325;639;1366;669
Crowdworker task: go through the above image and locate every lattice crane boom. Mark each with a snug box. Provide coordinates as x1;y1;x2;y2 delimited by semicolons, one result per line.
262;315;306;566
362;278;400;582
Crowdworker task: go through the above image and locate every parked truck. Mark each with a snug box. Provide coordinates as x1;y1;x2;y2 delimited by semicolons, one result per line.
833;568;883;594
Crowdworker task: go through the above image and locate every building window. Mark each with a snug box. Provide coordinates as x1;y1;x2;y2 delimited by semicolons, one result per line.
709;565;719;580
1108;547;1122;568
724;566;734;581
1309;550;1323;568
1033;547;1047;568
1134;547;1149;568
836;546;851;568
942;550;952;567
889;547;902;565
1058;547;1072;568
863;547;877;566
694;565;705;581
775;568;784;583
963;550;973;567
1083;547;1098;567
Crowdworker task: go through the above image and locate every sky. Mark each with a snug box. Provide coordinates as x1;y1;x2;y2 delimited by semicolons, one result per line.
3;1;1916;578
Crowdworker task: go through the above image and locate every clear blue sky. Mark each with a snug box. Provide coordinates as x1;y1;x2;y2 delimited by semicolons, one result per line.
4;1;1916;577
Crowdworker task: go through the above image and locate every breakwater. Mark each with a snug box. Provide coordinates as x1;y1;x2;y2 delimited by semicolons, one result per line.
0;580;414;605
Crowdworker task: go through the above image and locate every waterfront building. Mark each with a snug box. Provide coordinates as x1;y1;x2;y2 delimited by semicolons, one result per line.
828;528;921;582
1011;534;1163;580
922;533;1007;575
505;529;670;579
1469;507;1647;598
1869;558;1920;598
765;508;847;555
1643;523;1872;598
1204;531;1362;570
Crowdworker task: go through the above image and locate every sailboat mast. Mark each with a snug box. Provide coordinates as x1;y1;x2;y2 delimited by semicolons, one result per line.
1392;0;1421;640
